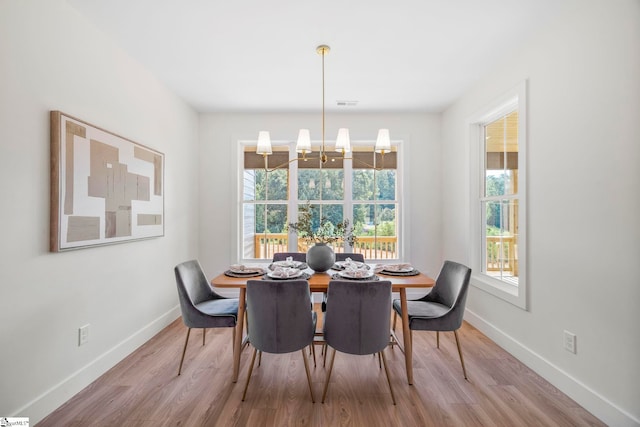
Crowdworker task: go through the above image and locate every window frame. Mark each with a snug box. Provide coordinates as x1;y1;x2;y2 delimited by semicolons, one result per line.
467;81;528;310
238;139;403;263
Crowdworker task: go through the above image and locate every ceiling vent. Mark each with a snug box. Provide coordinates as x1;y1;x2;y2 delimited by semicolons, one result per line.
336;100;358;107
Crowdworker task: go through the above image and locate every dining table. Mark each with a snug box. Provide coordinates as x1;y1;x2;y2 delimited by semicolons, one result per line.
211;266;435;385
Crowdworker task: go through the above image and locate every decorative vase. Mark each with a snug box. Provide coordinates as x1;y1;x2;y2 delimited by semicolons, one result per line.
306;243;335;272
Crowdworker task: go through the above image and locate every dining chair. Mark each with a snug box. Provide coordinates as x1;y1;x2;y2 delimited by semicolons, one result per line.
174;260;239;376
335;252;365;263
321;279;396;404
321;252;365;311
272;252;307;262
242;279;317;402
392;260;472;379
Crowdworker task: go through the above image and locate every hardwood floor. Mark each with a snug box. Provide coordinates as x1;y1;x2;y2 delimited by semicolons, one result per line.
38;307;605;426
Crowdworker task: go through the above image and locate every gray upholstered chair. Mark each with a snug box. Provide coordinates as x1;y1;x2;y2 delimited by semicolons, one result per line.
272;252;307;262
242;279;317;402
321;279;396;404
321;252;365;312
174;260;239;375
335;252;364;263
392;260;472;379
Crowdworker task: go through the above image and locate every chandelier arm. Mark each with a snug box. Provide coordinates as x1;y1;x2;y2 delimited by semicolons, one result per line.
262;153;323;173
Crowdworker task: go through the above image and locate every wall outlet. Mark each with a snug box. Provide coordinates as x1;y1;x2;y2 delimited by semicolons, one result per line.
564;330;576;354
78;324;90;346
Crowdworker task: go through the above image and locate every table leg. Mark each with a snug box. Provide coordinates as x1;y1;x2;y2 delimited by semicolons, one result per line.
232;287;246;383
400;288;413;385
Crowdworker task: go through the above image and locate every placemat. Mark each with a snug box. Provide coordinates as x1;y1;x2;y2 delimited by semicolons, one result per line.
331;273;380;281
262;272;312;281
224;270;266;278
378;269;420;277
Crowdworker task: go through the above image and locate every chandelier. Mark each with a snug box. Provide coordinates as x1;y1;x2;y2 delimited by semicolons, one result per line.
255;44;391;170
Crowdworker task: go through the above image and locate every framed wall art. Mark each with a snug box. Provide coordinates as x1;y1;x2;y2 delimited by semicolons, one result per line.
50;111;164;251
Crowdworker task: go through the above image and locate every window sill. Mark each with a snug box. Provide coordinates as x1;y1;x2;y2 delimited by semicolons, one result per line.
471;272;527;310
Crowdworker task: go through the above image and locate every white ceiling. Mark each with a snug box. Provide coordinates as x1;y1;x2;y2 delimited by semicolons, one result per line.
68;0;574;113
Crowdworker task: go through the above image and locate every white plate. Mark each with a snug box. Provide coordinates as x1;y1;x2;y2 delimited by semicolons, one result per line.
334;261;369;270
337;270;375;279
383;266;414;273
267;269;304;279
230;267;264;274
272;260;304;269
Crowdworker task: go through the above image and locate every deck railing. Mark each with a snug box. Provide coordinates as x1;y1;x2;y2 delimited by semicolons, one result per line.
486;235;518;276
253;233;398;260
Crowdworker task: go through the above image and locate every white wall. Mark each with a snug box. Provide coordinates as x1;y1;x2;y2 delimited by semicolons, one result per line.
441;1;640;425
198;112;443;294
0;0;199;422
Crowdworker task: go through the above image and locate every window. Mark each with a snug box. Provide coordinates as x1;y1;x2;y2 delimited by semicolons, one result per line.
241;143;400;261
469;82;527;309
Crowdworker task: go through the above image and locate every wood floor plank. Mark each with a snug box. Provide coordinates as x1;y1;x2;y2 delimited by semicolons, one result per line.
37;309;605;427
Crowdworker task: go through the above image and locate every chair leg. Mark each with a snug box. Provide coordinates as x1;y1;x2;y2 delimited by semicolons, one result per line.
380;350;396;405
231;327;235;350
311;344;317;367
202;328;206;346
242;347;259;401
453;330;468;380
378;352;382;369
436;331;439;348
321;348;337;403
178;328;192;376
392;310;397;332
301;349;315;403
258;350;262;367
323;344;328;367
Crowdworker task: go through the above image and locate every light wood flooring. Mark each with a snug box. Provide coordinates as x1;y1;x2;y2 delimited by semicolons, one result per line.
38;307;605;426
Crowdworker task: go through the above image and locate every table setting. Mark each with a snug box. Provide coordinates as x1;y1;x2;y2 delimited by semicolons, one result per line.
267;256;308;271
375;263;421;276
224;264;267;278
331;257;379;281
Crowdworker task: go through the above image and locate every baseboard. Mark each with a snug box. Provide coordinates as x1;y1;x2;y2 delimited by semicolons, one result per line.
464;309;640;427
16;305;181;425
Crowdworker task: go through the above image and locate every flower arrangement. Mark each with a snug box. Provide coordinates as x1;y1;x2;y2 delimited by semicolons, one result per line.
288;203;358;246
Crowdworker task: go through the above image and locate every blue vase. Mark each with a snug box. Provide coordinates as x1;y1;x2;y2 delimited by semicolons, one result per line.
306;243;335;272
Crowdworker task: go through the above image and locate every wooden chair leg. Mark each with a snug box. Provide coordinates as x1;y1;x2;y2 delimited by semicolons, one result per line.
258;350;262;366
178;328;192;376
321;348;337;403
436;331;440;348
242;347;259;401
202;328;206;346
392;311;397;332
311;344;317;367
453;330;468;380
323;344;328;367
301;349;315;403
231;327;235;350
380;350;396;405
378;352;382;369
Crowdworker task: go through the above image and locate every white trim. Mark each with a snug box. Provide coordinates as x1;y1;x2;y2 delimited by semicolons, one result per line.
465;309;640;427
15;306;181;424
467;80;528;310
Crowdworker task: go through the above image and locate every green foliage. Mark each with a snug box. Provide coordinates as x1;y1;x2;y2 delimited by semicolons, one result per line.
288;202;358;246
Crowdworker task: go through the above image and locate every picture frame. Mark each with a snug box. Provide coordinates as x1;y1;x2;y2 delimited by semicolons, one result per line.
50;111;164;251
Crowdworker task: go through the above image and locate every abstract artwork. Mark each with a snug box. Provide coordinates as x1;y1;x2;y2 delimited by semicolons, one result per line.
50;111;164;251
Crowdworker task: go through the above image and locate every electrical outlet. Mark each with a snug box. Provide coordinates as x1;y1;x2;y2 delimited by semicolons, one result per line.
564;330;576;354
78;324;90;346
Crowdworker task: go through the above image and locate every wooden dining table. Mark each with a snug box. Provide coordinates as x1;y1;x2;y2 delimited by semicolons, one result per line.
211;268;435;385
